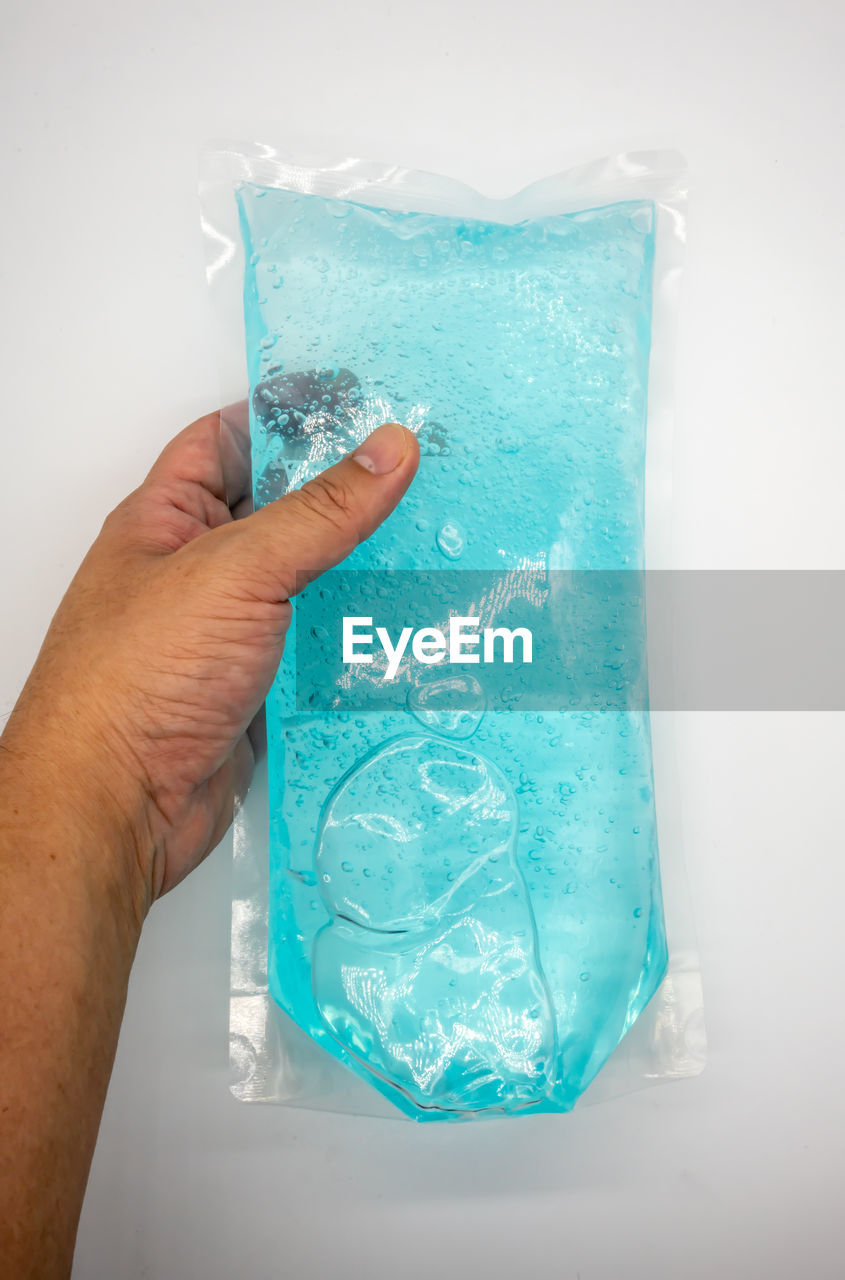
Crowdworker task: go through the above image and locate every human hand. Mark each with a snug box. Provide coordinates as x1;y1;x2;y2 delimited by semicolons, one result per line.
0;406;419;920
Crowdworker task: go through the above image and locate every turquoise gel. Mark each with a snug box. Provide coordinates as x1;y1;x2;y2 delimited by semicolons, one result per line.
237;183;668;1120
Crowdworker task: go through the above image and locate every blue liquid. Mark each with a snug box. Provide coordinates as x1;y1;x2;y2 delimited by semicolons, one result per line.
237;183;668;1120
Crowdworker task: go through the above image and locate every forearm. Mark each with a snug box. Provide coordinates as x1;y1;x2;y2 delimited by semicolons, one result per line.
0;716;145;1280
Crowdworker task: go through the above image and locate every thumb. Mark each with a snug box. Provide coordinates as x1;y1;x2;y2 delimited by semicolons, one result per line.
233;421;420;599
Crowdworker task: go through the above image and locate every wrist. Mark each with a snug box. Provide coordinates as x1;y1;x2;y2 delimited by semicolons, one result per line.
0;700;155;936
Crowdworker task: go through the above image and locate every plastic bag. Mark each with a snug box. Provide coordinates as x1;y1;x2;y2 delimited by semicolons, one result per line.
199;141;705;1120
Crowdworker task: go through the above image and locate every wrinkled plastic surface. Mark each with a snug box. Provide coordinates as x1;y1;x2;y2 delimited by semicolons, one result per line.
237;183;669;1119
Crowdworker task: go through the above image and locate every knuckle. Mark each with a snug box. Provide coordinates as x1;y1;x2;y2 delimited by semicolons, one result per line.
98;489;143;543
293;474;356;532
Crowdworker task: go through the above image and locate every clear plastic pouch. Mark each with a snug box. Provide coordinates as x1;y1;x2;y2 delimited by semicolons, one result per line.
199;141;705;1120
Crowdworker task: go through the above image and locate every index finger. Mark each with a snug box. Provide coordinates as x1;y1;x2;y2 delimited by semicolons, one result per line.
146;399;252;510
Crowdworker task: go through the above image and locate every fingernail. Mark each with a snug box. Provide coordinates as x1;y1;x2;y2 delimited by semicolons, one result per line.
352;422;408;475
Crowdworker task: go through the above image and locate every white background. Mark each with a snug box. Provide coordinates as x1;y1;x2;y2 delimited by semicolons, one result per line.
3;2;844;1277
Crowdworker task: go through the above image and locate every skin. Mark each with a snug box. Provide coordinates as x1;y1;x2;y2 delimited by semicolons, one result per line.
0;405;420;1279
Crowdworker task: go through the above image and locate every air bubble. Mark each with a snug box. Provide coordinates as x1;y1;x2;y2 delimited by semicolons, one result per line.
436;520;465;560
408;674;486;738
